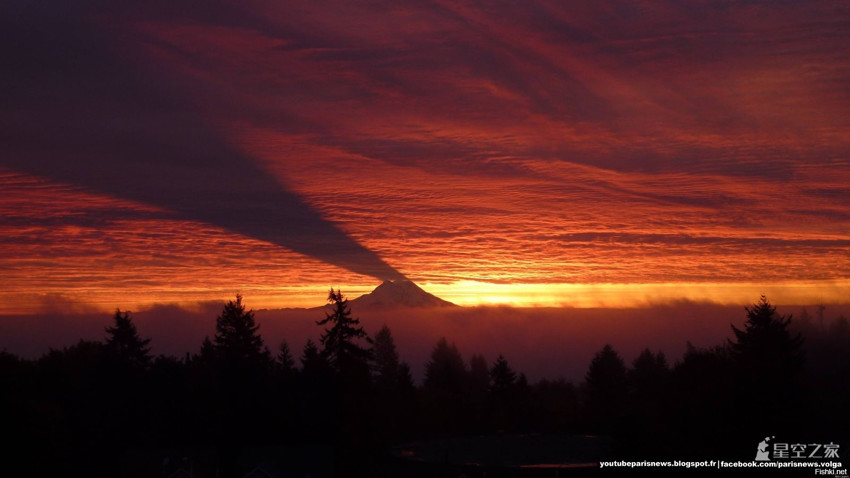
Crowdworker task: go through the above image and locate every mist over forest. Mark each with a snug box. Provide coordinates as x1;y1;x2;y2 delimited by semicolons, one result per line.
2;291;849;476
3;298;849;382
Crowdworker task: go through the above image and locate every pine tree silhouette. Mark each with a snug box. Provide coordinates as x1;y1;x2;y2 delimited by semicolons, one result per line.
729;295;805;431
586;344;627;397
489;354;517;394
105;309;151;367
198;336;215;362
317;289;372;378
213;294;269;364
424;337;467;393
300;339;332;380
373;324;401;388
629;348;668;395
628;348;671;450
396;361;415;394
584;344;628;433
729;295;804;372
671;343;735;455
277;340;296;375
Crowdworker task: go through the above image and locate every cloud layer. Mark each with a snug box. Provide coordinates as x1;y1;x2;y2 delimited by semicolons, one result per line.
1;0;849;310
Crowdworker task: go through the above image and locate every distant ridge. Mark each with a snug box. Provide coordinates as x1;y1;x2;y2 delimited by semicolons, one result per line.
349;280;457;309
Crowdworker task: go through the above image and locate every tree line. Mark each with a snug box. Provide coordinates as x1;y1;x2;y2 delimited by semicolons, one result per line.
1;293;848;477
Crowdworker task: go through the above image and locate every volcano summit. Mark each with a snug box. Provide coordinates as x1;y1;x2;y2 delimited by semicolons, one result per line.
350;280;457;309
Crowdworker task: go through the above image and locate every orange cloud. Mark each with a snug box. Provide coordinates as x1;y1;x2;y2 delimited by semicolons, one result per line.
1;1;849;312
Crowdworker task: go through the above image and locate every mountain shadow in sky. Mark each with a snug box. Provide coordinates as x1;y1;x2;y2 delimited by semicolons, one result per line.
0;1;404;282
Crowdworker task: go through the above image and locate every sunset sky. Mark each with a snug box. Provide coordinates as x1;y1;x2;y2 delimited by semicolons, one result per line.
2;0;849;313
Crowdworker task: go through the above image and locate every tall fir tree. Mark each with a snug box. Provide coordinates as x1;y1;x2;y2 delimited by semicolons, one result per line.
105;309;151;367
629;348;669;395
585;344;628;396
372;324;400;388
277;340;296;375
584;344;628;432
424;337;467;393
728;295;805;431
489;354;517;394
213;294;269;365
301;339;322;370
729;295;804;372
317;289;372;377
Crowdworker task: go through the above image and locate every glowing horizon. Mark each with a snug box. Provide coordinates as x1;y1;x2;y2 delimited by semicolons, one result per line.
5;276;849;316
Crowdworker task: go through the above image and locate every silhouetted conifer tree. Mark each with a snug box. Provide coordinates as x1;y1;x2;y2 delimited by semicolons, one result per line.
584;344;628;433
586;344;627;397
671;343;735;455
373;324;401;388
316;290;377;475
629;348;668;395
396;361;415;394
300;338;334;399
370;325;417;444
204;295;274;466
465;353;491;428
198;336;215;361
627;349;670;453
422;337;470;434
277;340;296;375
488;354;531;431
269;339;298;437
105;309;151;367
212;294;269;365
103;309;151;439
489;354;517;394
301;339;327;375
729;295;805;433
729;295;804;374
317;289;372;378
424;337;467;393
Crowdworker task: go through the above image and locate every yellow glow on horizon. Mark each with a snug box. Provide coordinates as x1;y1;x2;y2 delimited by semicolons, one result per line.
421;280;850;308
3;280;848;315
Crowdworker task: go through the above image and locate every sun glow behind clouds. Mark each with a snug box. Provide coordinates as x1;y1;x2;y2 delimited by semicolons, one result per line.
7;279;848;315
425;281;850;308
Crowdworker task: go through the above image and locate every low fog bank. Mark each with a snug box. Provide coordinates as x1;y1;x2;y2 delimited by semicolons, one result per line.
2;301;848;382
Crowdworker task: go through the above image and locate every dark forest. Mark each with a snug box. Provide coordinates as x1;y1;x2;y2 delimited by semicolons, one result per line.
2;293;848;477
